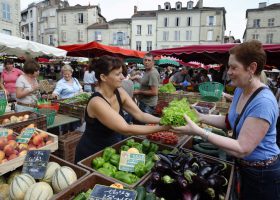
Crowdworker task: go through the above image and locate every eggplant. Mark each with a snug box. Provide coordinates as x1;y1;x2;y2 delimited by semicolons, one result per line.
153;161;171;173
198;166;212;178
207;175;228;188
151;171;161;183
192;175;209;192
182;190;193;200
177;176;189;190
211;162;227;175
191;163;200;173
171;169;182;176
183;169;196;184
157;153;173;167
145;180;157;193
192;193;201;200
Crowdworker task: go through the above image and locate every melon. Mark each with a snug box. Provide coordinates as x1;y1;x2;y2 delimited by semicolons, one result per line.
9;173;36;200
24;182;53;200
7;170;21;184
0;184;10;199
52;166;77;193
40;162;61;183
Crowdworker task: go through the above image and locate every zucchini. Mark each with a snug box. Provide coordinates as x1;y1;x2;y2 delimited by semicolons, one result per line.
199;142;219;150
193;144;219;157
73;192;87;200
136;186;146;200
193;136;204;144
211;128;227;136
145;192;156;200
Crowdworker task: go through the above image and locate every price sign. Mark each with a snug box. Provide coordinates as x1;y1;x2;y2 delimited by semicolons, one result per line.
89;184;137;200
22;150;51;179
16;128;36;143
119;151;145;172
0;128;9;137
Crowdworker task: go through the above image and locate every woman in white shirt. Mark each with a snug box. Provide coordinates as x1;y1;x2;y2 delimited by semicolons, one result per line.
83;63;97;93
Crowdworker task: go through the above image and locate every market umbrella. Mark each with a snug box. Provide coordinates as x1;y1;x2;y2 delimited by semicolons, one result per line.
0;33;67;58
156;59;180;67
58;41;146;58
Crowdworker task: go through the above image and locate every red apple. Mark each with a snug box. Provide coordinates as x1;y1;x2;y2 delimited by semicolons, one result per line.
39;132;48;141
7;134;16;141
0;137;7;150
0;150;5;162
32;135;43;146
8;140;17;149
4;144;14;157
8;154;18;160
37;141;45;148
19;150;27;157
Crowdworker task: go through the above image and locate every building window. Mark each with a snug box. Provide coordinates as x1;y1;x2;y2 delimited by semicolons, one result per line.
78;30;84;41
94;31;102;41
2;29;11;35
136;41;141;51
164;17;168;27
176;17;180;27
78;13;84;24
253;19;260;28
175;31;180;41
30;23;33;33
117;32;124;45
266;34;273;44
207;16;215;26
207;30;213;40
49;35;54;45
147;41;152;51
252;34;259;40
30;10;33;18
136;25;141;35
61;15;66;24
186;30;192;40
147;24;152;35
187;17;192;26
62;31;67;41
163;31;169;41
268;18;274;27
2;2;11;21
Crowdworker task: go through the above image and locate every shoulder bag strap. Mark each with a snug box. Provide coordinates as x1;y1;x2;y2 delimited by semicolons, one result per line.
233;86;266;139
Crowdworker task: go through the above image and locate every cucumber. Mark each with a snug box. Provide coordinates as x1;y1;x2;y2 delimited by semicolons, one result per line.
193;144;219;157
145;192;156;200
211;128;227;136
193;136;204;144
199;142;219;150
136;186;146;200
73;192;87;200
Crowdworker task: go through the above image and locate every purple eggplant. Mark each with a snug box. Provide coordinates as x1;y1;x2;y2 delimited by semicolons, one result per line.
207;175;228;188
177;176;189;190
182;190;193;200
157;153;173;167
145;181;157;193
192;193;201;200
198;166;212;178
151;171;161;183
191;163;200;173
153;160;170;173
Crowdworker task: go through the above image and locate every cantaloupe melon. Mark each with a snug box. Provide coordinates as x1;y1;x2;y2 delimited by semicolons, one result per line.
24;182;53;200
40;162;61;183
9;173;36;200
51;166;77;193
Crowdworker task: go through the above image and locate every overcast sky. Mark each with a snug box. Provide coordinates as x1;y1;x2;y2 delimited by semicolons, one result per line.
21;0;280;40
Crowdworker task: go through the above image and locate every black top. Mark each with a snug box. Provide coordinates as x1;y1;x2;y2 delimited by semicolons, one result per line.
75;89;124;163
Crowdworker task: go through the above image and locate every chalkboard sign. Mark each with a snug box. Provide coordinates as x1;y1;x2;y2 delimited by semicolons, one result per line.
0;90;7;101
89;184;137;200
16;128;36;143
119;151;145;172
0;128;9;137
22;150;51;179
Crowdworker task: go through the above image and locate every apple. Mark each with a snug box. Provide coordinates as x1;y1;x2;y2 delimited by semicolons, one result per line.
39;132;48;140
8;140;17;149
0;137;7;150
32;135;43;146
4;144;14;157
7;134;16;141
8;154;18;161
18;143;28;152
37;141;45;148
28;143;36;150
19;150;27;156
0;150;5;162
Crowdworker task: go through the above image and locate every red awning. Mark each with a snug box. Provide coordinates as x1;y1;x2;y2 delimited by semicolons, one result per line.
58;41;146;58
151;44;280;66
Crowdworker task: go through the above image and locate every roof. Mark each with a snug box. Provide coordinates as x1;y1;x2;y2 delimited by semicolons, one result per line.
108;18;131;23
246;3;280;17
87;23;108;29
57;4;97;11
132;11;157;18
157;6;225;12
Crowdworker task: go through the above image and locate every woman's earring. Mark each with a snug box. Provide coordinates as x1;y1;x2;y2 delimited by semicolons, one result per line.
249;74;253;82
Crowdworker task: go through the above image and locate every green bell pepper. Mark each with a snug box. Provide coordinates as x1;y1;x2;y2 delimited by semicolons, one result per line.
126;139;135;147
134;162;146;178
141;139;150;153
92;157;105;169
148;143;159;153
120;145;130;152
103;162;117;174
145;160;154;172
102;147;116;161
97;167;114;177
114;171;140;184
110;154;120;167
133;143;143;153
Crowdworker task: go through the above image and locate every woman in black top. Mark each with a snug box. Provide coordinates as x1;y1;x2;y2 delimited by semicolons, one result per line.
75;56;169;163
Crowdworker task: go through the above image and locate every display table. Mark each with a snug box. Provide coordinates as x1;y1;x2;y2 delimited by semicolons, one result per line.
47;114;80;129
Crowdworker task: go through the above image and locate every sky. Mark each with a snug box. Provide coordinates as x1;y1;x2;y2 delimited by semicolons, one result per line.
20;0;280;40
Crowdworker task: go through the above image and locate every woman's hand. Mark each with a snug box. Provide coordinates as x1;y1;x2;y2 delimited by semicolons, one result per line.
171;114;202;136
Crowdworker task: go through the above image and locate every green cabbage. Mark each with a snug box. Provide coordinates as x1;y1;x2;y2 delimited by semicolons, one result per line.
159;83;176;93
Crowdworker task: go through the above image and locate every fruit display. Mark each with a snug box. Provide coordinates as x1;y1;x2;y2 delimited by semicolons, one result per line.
1;114;30;125
0;160;78;200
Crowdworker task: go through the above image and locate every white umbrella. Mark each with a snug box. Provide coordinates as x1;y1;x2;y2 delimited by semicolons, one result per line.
0;33;67;57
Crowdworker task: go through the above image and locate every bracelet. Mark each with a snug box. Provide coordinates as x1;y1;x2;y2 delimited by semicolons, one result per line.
203;128;212;142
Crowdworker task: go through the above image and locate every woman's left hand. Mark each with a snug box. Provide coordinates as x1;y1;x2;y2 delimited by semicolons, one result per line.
171;114;201;136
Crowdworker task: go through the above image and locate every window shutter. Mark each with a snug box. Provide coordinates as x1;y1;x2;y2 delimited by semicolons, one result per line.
113;33;117;44
213;16;216;25
123;32;126;45
206;16;209;26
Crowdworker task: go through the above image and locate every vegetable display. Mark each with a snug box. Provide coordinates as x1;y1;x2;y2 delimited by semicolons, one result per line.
159;83;176;93
138;148;229;200
160;98;198;126
147;131;179;145
61;93;91;104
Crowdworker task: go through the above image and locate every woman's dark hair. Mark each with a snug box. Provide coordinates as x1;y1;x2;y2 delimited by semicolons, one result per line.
229;40;266;76
89;58;98;73
23;60;40;74
93;55;123;81
122;64;128;77
4;58;14;66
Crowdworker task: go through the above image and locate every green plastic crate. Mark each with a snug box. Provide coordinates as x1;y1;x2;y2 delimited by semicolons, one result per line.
199;82;224;102
0;100;7;115
35;108;56;126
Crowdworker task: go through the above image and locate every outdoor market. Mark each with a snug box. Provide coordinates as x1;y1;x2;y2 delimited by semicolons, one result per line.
0;33;280;200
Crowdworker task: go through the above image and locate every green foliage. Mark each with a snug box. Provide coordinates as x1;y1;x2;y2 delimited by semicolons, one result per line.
159;83;176;93
160;98;198;126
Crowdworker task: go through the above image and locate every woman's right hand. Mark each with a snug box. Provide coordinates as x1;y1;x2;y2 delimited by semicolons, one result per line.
171;115;202;136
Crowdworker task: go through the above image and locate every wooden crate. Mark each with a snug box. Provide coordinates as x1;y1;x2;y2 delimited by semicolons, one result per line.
53;173;115;200
0;129;58;175
138;148;234;200
78;136;173;188
1;111;47;132
53;131;82;163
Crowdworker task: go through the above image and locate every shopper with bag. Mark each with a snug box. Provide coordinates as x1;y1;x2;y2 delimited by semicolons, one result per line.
172;40;280;200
